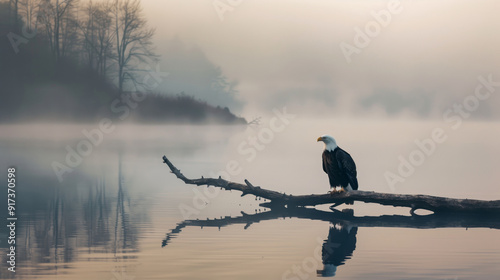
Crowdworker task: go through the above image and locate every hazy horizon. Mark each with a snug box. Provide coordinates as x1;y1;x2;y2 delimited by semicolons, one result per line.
141;0;500;120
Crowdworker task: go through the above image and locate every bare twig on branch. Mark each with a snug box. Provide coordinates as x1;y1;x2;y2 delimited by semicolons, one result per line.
247;117;261;126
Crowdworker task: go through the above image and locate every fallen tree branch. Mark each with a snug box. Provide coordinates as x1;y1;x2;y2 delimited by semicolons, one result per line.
162;155;500;214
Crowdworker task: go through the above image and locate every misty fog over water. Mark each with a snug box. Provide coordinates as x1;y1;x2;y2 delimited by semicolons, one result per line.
1;119;499;279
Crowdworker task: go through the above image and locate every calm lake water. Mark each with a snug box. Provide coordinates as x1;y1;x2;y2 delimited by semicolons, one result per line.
0;119;499;279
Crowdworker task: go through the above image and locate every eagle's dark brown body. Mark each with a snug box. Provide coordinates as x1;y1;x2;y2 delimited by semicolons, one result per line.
322;147;358;191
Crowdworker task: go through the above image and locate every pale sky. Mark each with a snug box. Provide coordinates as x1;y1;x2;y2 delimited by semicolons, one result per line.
142;0;500;118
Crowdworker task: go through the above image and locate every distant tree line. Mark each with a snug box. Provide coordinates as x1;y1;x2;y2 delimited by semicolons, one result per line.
0;0;246;124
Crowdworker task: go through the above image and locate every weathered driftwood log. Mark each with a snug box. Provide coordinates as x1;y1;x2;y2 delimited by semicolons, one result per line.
162;207;500;246
162;155;500;214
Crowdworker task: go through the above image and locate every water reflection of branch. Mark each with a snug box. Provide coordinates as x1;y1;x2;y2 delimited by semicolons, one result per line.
162;207;500;247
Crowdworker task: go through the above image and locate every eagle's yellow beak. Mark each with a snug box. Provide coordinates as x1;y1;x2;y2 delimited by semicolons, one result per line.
317;137;323;142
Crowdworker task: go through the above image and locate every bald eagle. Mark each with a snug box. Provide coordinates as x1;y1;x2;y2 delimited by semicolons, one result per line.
317;135;358;198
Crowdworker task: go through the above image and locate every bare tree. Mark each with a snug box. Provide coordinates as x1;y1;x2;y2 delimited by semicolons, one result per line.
18;0;42;32
94;3;114;76
39;0;79;61
112;0;157;93
79;0;114;75
9;0;20;27
81;0;97;68
59;4;79;58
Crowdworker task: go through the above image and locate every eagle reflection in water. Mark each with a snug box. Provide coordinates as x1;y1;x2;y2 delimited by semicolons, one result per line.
317;223;358;277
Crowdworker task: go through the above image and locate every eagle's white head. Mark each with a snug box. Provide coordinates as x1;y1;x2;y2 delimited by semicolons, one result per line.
317;135;338;151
